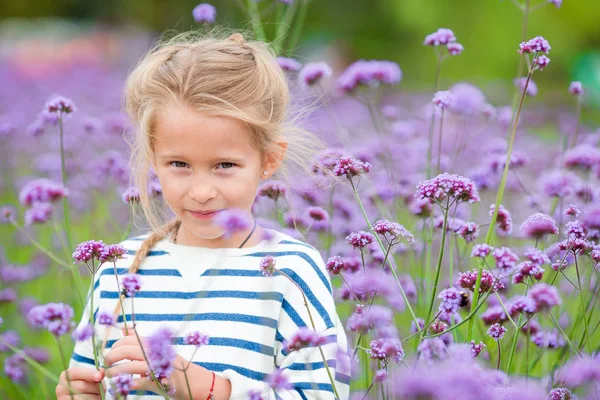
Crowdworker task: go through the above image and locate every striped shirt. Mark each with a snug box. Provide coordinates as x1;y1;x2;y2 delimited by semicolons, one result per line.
69;229;351;399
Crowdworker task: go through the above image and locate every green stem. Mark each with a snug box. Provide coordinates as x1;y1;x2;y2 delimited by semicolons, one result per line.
87;270;106;400
58;116;73;251
247;0;267;42
423;199;451;333
130;329;170;399
468;69;533;341
349;179;419;327
0;338;58;383
272;0;299;54
284;0;308;53
574;255;591;353
56;337;75;400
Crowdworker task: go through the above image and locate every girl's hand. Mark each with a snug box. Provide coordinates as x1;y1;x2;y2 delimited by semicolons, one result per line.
104;329;206;399
56;366;106;399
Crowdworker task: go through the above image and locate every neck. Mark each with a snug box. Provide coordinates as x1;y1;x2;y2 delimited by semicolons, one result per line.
174;223;263;249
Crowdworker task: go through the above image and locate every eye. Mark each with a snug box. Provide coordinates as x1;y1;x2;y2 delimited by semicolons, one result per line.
169;161;188;168
217;162;236;169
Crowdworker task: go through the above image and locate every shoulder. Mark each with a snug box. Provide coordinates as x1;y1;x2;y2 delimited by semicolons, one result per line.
267;230;332;294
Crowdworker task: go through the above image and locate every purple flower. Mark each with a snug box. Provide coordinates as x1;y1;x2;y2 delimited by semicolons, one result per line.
110;374;133;396
192;3;216;23
534;55;551;70
470;340;486;357
415;173;481;205
277;57;302;72
147;327;176;380
213;208;252;238
565;220;587;239
0;288;17;303
374;369;388;383
555;355;600;387
471;244;493;258
306;206;329;222
257;181;287;201
492;247;519;270
457;222;479;243
332;156;372;179
45;96;76;114
372;219;414;243
121;274;142;297
432;91;452;109
5;353;26;382
325;256;345;275
569;81;583;96
1;206;16;224
247;389;265;400
507;295;537;316
512;261;544;285
121;187;140;204
0;331;21;352
458;269;504;293
447;42;464;55
298;62;332;88
259;254;276;276
417;338;447;364
528;283;561;311
24;202;53;226
514;77;538;96
429;320;448;335
539;170;581;198
71;324;94;342
564;144;600;170
564;204;581;218
337;60;402;93
547;387;573;400
489;204;513;235
72;240;107;264
284;327;328;353
518;36;551;55
346;231;375;250
27;303;74;336
97;311;115;326
487;323;507;340
184;331;210;347
438;288;461;314
19;178;69;207
367;337;404;363
424;28;456;46
347;305;393;333
531;330;565;349
266;368;293;390
100;244;127;263
548;0;562;8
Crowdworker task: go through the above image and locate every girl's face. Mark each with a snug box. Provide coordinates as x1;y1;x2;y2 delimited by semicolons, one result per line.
152;103;278;248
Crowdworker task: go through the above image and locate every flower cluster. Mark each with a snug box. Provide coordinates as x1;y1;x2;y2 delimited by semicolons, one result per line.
346;231;376;250
283;327;328;353
512;261;544;285
121;186;141;204
487;323;507;340
192;3;216;24
367;337;405;363
528;283;561;312
489;204;513;235
471;244;493;258
470;340;486;357
259;254;277;277
213;208;252;238
147;327;176;381
45;96;77;115
19;179;69;207
299;62;332;88
257;181;287;201
184;331;210;347
457;269;504;293
415;173;480;205
337;60;402;93
27;303;74;336
520;213;559;239
432;91;453;109
121;274;142;297
423;28;463;56
457;222;480;243
372;219;414;243
438;288;461;314
277;57;302;72
492;247;519;270
332;156;372;180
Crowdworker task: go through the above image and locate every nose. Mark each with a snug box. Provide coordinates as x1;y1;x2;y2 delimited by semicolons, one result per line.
188;174;218;204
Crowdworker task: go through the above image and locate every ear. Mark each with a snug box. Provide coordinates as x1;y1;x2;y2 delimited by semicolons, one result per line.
261;141;288;179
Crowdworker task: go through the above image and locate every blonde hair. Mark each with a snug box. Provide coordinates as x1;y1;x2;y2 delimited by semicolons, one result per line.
101;29;335;346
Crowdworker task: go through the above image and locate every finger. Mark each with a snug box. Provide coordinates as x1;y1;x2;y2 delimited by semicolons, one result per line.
56;380;101;397
60;367;104;384
130;376;169;394
106;360;150;378
105;345;146;367
111;335;139;350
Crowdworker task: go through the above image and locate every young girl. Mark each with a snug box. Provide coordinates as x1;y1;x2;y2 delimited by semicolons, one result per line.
56;31;350;400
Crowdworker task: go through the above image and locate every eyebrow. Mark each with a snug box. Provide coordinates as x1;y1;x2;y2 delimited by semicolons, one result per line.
157;153;246;163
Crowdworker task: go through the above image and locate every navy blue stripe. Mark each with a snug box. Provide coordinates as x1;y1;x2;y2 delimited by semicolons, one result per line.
297;389;309;399
105;336;274;356
279;240;317;251
129;391;155;396
116;313;277;328
242;251;332;295
281;299;308;328
71;352;95;365
94;268;182;290
100;289;283;302
125;249;169;256
294;382;334;393
201;268;333;329
336;372;351;385
288;359;336;371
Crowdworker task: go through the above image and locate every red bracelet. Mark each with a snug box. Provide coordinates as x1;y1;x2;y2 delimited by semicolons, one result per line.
206;371;216;400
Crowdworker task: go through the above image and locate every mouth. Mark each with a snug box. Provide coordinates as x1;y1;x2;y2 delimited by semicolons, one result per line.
188;209;223;219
